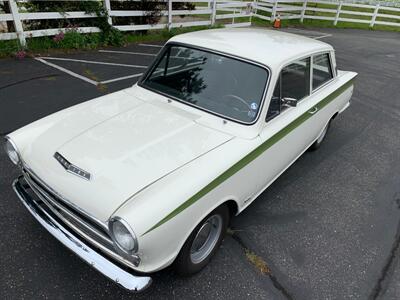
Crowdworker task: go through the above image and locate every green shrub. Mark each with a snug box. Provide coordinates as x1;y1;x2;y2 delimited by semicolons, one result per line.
59;30;87;48
100;27;124;47
0;40;20;58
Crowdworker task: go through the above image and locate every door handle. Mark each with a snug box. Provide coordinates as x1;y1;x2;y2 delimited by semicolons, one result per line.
308;107;318;115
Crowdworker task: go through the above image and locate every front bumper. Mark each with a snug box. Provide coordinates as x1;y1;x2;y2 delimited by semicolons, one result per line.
12;176;152;292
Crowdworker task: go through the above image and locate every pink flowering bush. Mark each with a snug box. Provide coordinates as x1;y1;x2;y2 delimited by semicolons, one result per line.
53;32;65;42
15;50;26;60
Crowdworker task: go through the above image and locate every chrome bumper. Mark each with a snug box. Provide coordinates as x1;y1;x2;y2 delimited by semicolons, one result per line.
12;176;152;292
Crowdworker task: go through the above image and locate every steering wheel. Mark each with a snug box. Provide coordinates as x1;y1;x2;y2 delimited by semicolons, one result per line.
221;94;251;112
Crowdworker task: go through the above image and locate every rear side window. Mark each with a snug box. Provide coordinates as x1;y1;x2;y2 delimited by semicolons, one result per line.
312;53;333;90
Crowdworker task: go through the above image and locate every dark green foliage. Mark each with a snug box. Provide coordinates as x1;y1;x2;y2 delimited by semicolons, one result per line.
111;0;195;25
21;1;125;46
21;1;101;30
0;39;20;57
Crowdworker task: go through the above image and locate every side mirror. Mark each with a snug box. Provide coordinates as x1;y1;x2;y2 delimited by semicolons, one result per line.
281;97;297;107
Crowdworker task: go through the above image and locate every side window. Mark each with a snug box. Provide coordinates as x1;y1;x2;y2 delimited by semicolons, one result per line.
312;53;333;90
266;57;310;122
281;57;311;101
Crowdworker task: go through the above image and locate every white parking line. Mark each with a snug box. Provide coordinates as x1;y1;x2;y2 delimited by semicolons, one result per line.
35;58;98;86
100;73;144;84
139;43;163;48
36;57;144;86
41;57;148;69
99;50;157;56
313;34;332;40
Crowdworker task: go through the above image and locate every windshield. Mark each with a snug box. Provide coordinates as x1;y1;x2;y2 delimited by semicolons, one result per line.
140;44;269;123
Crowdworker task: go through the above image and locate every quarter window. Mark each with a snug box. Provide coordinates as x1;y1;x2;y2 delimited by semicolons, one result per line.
312;53;333;90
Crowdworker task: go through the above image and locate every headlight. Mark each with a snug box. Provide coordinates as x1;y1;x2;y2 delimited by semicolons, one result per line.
4;138;20;165
109;217;138;254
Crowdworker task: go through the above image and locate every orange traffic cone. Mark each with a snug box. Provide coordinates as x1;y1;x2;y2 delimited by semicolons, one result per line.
273;14;281;29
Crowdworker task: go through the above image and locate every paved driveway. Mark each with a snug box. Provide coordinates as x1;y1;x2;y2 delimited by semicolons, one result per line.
1;28;400;299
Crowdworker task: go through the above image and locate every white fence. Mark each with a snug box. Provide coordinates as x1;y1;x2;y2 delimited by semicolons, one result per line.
1;0;399;46
0;0;254;46
253;0;400;26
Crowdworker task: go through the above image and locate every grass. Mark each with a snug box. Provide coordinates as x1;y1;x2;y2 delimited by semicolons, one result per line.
245;249;271;275
226;228;271;275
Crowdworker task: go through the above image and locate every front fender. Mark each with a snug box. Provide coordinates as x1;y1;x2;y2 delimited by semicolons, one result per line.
112;137;257;273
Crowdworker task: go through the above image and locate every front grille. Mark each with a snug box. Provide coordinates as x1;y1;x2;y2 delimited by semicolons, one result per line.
22;168;114;247
21;168;136;269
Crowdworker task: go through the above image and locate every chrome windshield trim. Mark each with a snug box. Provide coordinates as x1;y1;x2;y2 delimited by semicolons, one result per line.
22;162;108;231
138;41;272;126
13;177;151;292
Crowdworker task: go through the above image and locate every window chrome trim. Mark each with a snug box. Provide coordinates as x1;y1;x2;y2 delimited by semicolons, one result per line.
138;41;272;126
265;49;336;124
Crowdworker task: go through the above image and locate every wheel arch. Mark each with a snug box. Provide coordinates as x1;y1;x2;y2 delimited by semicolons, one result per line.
169;198;240;267
225;199;240;218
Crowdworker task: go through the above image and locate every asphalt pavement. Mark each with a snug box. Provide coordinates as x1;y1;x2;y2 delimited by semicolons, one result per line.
0;27;399;299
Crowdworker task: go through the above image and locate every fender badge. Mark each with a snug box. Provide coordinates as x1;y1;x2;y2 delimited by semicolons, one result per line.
54;152;91;181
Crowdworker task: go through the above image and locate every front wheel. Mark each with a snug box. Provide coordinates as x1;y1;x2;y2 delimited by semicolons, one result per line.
173;205;229;276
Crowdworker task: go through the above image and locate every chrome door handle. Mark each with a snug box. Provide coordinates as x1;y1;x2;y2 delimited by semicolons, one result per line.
308;107;318;114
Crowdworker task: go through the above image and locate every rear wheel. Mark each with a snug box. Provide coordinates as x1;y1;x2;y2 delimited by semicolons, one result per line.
174;205;229;276
309;120;331;151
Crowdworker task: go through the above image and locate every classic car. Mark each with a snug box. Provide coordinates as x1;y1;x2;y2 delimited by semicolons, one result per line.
5;28;357;292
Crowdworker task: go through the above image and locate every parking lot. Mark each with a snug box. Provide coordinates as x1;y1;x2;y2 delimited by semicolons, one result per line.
1;27;400;299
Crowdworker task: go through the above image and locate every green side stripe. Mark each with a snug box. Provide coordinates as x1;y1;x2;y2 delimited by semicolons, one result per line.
142;79;354;236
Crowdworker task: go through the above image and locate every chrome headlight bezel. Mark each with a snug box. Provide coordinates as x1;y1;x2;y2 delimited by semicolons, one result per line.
109;217;139;255
4;137;21;166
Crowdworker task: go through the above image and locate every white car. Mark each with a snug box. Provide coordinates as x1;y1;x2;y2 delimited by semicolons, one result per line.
5;28;357;292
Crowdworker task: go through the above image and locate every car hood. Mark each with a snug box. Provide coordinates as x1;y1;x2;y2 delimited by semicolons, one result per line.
17;89;233;222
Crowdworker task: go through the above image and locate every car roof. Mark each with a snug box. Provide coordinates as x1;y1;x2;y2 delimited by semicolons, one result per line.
168;28;333;70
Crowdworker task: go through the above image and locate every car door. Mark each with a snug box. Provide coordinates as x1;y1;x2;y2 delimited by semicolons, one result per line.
256;53;335;191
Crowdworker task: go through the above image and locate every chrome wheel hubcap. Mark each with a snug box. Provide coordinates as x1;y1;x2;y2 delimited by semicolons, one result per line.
190;215;223;264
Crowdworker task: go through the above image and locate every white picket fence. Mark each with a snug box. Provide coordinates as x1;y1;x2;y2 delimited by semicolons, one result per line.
1;0;399;46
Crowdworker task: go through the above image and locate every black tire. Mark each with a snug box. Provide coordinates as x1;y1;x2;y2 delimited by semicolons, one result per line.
174;205;229;276
309;120;331;151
